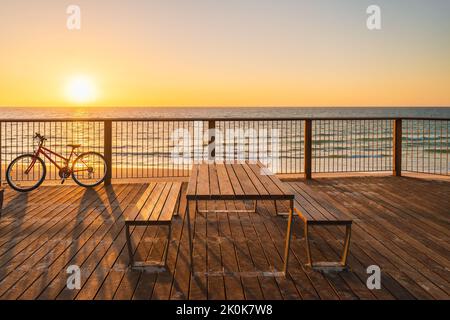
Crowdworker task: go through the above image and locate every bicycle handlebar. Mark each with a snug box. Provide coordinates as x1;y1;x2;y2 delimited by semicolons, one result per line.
34;133;47;142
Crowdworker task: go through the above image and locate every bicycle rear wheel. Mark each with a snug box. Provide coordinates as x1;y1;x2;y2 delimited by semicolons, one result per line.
71;152;107;188
6;154;46;192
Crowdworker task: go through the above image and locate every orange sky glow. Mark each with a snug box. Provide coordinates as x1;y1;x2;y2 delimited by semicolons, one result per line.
1;0;449;107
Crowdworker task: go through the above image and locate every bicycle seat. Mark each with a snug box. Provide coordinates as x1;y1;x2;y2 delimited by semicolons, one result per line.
67;144;81;149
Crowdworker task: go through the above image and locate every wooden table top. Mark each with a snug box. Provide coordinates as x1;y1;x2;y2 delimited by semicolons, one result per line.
186;161;294;201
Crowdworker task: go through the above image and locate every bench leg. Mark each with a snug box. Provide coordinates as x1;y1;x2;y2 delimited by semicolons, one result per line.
174;187;182;217
340;225;352;267
304;224;352;272
187;200;195;272
283;200;294;275
304;223;313;267
125;224;134;268
274;200;290;216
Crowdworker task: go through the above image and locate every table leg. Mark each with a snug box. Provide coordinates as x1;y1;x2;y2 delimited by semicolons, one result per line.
163;225;172;266
283;199;294;275
340;224;352;267
125;223;134;267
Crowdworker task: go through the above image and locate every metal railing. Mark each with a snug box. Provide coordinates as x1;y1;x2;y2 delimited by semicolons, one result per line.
0;120;104;183
0;117;449;185
312;119;394;173
403;119;450;175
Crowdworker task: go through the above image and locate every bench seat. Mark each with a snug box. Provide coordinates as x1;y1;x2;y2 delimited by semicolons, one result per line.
289;181;353;271
124;182;182;268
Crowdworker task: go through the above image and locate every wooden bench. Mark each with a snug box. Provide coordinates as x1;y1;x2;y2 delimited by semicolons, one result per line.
124;181;182;268
287;181;353;271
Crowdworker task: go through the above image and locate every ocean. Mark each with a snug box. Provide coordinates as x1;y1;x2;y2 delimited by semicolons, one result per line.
0;107;449;180
0;107;449;119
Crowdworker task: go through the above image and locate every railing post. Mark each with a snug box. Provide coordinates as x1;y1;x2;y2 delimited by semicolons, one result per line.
393;118;402;177
0;122;2;185
104;120;113;185
208;120;216;161
304;119;312;179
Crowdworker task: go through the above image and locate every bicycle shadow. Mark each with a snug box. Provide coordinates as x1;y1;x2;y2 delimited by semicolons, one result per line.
33;184;122;299
0;190;29;282
68;186;111;253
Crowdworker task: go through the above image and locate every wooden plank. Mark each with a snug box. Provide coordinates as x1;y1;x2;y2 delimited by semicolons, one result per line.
167;184;196;300
218;201;245;300
189;199;208;300
216;163;234;196
256;161;293;196
208;164;220;195
158;182;182;222
146;182;172;221
123;183;158;222
206;199;225;300
231;164;258;196
241;163;269;196
246;162;284;196
292;184;346;223
295;182;352;223
186;164;198;197
196;163;210;197
135;183;165;222
225;164;245;196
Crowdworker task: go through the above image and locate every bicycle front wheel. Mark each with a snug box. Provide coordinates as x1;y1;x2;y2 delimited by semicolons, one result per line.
72;152;107;188
6;154;46;192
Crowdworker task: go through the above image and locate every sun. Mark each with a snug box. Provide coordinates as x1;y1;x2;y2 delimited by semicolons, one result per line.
66;76;96;104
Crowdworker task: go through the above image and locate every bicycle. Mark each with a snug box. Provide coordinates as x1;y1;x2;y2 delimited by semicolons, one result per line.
6;133;107;192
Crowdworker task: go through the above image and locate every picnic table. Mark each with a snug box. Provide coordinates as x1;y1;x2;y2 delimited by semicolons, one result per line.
185;161;295;273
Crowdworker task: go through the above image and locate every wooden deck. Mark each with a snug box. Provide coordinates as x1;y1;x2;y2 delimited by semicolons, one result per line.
0;175;449;300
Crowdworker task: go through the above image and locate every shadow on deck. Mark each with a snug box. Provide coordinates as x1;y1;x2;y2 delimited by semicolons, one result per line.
0;175;449;300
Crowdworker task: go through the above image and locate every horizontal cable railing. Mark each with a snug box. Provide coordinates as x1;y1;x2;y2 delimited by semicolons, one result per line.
0;117;448;184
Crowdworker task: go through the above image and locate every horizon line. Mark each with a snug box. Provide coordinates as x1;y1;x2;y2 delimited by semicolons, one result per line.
1;105;450;109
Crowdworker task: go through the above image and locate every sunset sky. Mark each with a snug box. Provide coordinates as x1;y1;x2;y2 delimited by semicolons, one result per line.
1;0;449;107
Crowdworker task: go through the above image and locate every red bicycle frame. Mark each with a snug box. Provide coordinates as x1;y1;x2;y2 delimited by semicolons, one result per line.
25;140;89;175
